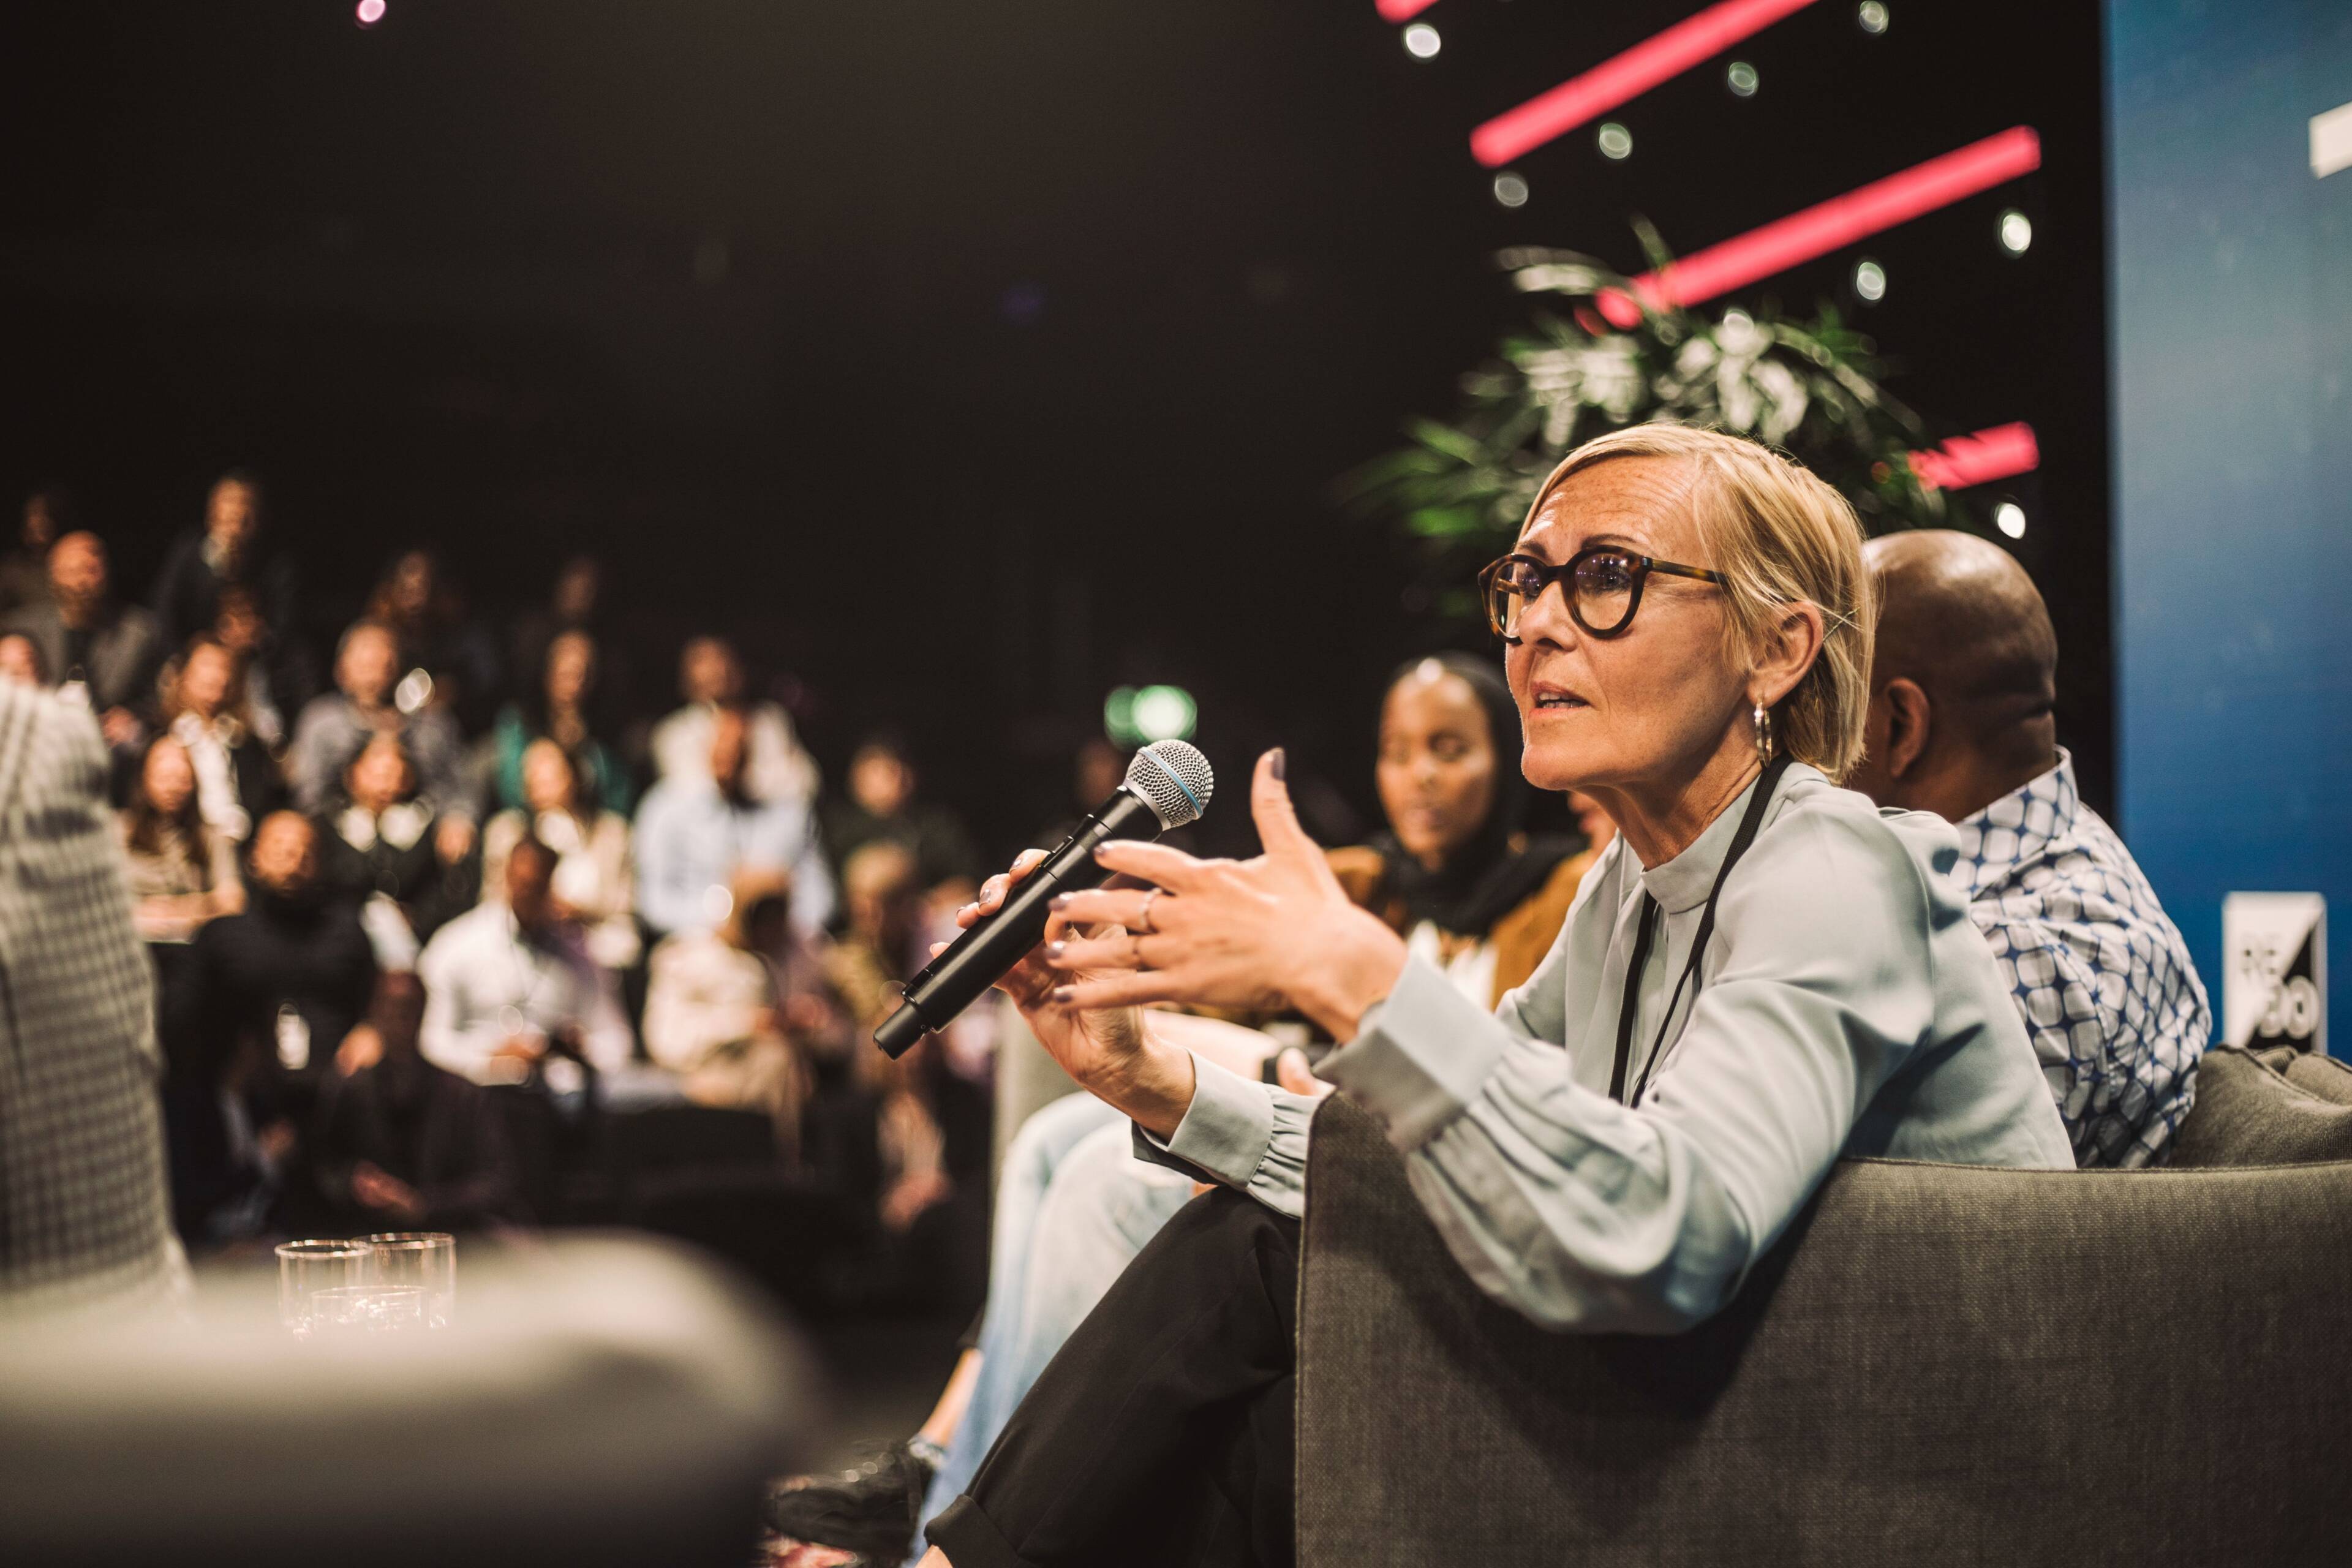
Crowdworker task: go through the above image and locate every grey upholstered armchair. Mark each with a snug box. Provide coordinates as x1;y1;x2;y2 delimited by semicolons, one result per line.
1294;1046;2352;1566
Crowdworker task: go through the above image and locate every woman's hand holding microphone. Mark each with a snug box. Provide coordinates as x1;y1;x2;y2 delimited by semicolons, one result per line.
944;750;1408;1135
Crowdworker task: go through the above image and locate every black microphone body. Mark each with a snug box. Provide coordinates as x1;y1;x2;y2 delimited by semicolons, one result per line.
873;787;1163;1058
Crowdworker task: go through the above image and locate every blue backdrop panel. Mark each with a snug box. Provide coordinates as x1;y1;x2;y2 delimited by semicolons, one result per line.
2108;0;2352;1048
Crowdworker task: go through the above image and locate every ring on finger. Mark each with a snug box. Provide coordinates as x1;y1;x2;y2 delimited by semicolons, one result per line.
1137;888;1162;935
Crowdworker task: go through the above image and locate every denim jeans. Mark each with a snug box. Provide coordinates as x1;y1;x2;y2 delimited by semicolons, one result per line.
914;1093;1198;1556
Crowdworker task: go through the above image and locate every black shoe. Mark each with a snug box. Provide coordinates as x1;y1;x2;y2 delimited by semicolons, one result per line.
766;1440;935;1563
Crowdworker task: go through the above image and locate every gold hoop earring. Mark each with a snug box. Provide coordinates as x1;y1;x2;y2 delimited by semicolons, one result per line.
1752;702;1774;766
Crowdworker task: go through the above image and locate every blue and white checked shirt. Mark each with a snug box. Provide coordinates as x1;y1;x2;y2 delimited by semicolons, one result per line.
1949;752;2211;1168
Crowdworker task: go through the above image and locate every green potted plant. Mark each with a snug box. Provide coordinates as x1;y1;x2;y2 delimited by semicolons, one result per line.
1345;228;1964;623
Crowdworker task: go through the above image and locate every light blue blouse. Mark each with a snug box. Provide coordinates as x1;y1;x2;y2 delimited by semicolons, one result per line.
1154;764;2073;1334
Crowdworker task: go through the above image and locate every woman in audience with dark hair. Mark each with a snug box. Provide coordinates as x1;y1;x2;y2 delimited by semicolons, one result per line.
491;628;635;819
481;736;639;974
317;732;477;966
161;631;285;845
116;733;245;975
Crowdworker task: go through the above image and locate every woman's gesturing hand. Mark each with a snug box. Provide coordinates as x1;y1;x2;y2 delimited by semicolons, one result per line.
1040;750;1409;1044
943;849;1194;1134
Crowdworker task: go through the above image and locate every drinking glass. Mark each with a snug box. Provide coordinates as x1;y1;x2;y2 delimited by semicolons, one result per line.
364;1232;456;1328
307;1285;427;1336
277;1240;371;1335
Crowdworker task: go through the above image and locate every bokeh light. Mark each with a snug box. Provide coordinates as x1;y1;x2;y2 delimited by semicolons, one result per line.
1858;2;1890;34
1853;258;1887;302
1726;61;1760;97
1999;209;2034;254
1994;502;2027;538
1104;685;1198;746
1492;172;1530;209
1403;24;1441;60
1597;122;1633;160
355;0;386;26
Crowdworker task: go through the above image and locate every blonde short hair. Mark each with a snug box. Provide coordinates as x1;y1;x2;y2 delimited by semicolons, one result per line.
1526;424;1875;782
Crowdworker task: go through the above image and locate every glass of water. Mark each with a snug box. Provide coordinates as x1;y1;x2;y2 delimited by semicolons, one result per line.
307;1285;428;1336
364;1232;456;1328
277;1240;372;1335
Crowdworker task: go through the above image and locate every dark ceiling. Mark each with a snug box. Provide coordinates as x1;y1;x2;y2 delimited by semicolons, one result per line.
0;1;2109;853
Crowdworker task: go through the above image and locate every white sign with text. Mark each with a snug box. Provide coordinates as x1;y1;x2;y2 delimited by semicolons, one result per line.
2223;892;2326;1053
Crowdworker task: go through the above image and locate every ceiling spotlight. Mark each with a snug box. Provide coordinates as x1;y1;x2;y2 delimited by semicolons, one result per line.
1403;23;1442;59
1853;258;1887;302
1858;2;1890;34
1727;61;1759;97
1994;501;2027;538
1492;172;1531;209
1999;209;2034;254
355;0;386;24
1597;122;1634;160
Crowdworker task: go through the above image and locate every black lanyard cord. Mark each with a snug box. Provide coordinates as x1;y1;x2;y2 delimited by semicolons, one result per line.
1606;754;1792;1107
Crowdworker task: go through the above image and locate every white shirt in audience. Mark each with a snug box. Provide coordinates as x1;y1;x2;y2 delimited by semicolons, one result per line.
416;900;634;1084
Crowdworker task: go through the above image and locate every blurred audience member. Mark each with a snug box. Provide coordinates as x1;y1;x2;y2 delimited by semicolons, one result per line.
213;584;304;747
0;680;181;1313
0;631;45;688
820;841;949;1233
162;632;284;844
367;548;503;734
116;734;244;953
312;972;529;1233
415;834;633;1086
650;634;818;806
317;733;478;967
288;620;476;859
168;811;379;1080
1;530;161;748
162;811;377;1243
511;554;632;723
481;737;639;972
822;731;981;900
643;870;850;1155
636;703;834;940
0;485;68;614
149;470;298;652
491;628;635;817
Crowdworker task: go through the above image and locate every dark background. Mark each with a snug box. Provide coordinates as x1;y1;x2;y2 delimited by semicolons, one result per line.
0;0;2109;853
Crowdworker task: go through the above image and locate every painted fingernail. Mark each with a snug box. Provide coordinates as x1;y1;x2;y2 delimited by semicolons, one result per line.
1049;987;1077;1004
1043;941;1067;961
1049;893;1072;911
1268;747;1287;781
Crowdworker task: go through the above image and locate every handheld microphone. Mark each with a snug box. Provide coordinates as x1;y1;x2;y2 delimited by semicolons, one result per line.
873;740;1214;1058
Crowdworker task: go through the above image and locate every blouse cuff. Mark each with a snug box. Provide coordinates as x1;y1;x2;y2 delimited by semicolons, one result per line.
1133;1053;1310;1219
1317;954;1507;1152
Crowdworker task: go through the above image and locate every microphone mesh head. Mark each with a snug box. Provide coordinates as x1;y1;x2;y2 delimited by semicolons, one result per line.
1125;741;1214;829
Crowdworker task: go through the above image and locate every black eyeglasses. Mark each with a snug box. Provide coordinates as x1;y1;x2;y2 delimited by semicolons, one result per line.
1477;546;1725;643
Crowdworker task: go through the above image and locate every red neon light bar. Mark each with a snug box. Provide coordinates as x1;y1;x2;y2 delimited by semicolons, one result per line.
1596;126;2043;326
1471;0;1819;167
1910;422;2040;491
1377;0;1441;20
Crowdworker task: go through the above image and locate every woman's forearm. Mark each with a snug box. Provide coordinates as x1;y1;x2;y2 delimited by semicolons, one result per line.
1097;1022;1199;1141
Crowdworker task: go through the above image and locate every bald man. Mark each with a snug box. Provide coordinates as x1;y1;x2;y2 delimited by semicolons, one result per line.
1850;530;2209;1167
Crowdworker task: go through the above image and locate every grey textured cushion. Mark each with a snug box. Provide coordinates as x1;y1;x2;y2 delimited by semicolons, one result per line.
1296;1096;2352;1567
2252;1045;2352;1105
2173;1046;2352;1166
